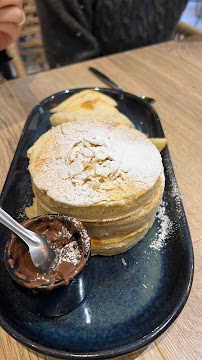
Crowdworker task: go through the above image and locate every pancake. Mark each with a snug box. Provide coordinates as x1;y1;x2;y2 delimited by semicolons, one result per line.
91;216;156;256
27;120;164;255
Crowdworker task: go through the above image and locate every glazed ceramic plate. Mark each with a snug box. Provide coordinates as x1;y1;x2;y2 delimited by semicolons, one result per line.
0;88;194;359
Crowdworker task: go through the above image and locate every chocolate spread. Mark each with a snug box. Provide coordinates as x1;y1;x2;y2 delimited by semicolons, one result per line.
7;215;90;289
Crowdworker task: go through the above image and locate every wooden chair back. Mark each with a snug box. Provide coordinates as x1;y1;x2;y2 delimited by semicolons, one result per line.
7;0;48;77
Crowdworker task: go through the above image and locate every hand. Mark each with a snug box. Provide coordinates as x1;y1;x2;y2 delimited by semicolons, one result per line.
0;0;24;50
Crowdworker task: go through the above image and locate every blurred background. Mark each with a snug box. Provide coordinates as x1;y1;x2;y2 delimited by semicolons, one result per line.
2;0;202;79
181;0;202;28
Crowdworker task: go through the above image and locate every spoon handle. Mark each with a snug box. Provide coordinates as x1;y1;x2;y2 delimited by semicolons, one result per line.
89;67;122;91
0;208;39;246
89;66;155;103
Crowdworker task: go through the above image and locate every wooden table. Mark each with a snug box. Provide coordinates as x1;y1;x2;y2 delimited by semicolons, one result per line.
0;39;202;360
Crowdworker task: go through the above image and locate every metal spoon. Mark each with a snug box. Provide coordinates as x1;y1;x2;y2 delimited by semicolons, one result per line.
89;66;155;103
0;208;56;274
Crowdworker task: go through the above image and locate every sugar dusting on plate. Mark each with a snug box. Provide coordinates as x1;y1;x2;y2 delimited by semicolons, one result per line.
149;172;183;251
150;200;172;250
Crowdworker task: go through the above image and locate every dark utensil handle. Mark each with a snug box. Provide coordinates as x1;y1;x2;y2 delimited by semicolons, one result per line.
89;67;155;103
89;67;122;91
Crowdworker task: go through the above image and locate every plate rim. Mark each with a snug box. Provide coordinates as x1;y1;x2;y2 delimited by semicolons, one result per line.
0;88;194;359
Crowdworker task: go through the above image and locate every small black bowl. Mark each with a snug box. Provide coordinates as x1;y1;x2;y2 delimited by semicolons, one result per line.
4;214;91;317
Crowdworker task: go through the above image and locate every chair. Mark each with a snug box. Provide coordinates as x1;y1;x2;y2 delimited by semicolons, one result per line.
7;0;48;77
174;20;202;39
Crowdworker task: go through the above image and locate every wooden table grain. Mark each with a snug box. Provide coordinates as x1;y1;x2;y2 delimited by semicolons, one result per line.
0;39;202;360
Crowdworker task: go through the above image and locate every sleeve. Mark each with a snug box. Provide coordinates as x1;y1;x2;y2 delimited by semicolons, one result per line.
0;50;12;78
35;0;100;68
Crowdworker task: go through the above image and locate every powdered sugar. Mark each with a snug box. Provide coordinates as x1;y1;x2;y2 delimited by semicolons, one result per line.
121;257;127;267
169;173;183;217
28;121;163;206
56;240;82;266
55;219;90;266
57;226;72;240
71;217;91;252
150;200;172;250
16;206;27;222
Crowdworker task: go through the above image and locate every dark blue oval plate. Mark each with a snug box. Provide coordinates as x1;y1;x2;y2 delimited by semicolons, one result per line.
0;88;194;359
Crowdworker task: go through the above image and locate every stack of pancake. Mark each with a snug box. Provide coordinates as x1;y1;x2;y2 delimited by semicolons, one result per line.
27;120;164;256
